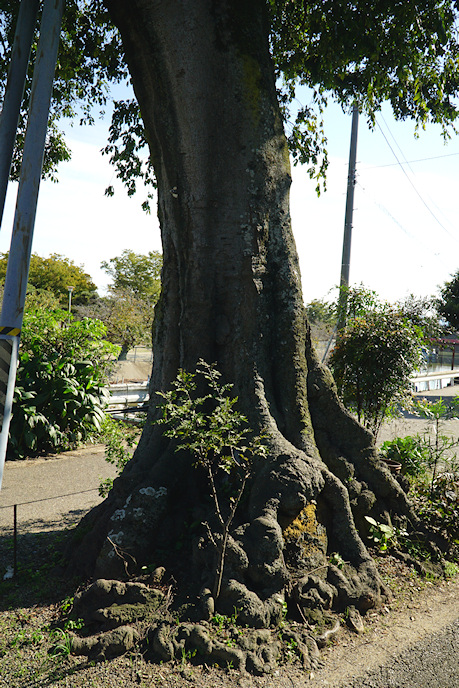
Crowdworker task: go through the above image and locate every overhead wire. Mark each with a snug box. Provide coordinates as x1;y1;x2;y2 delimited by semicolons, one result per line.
374;117;457;240
368;150;459;169
355;178;450;270
377;114;457;231
379;113;417;175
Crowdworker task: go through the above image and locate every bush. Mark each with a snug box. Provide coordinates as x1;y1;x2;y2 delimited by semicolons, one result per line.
330;300;423;438
8;308;119;459
380;436;429;477
98;415;143;497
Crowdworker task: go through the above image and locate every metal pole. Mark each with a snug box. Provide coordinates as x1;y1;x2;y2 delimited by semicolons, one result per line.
337;103;359;332
13;503;17;577
0;0;40;228
67;285;74;321
0;0;65;490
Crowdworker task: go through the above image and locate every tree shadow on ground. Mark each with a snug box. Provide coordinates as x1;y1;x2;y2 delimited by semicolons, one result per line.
0;516;86;612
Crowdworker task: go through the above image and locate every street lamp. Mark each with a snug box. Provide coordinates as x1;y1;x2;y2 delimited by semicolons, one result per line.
67;286;74;319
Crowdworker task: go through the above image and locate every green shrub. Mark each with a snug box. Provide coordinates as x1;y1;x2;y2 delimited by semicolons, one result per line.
380;436;429;477
330;300;423;438
98;415;143;496
8;309;119;459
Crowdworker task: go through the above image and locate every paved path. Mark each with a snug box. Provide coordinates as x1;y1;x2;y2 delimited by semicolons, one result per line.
0;445;117;534
1;384;458;534
342;619;459;687
312;578;459;687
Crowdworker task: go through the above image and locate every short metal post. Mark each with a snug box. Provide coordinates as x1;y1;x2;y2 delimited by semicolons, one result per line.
13;503;17;577
0;335;19;489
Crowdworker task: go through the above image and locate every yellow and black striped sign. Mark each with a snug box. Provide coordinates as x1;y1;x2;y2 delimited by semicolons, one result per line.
0;338;13;429
0;326;20;337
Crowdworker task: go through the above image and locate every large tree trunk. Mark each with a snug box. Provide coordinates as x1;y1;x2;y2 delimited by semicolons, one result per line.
71;0;416;636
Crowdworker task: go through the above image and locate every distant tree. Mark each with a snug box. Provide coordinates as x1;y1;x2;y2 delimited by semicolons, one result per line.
396;293;443;341
24;286;62;312
437;271;459;331
0;253;98;305
101;249;162;302
304;297;336;327
0;282;62;312
101;287;153;360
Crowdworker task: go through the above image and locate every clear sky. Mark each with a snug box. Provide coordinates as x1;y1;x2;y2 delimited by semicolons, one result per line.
2;89;459;305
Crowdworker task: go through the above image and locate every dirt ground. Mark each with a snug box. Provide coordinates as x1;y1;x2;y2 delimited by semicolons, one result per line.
1;381;458;687
109;360;152;383
1;559;456;688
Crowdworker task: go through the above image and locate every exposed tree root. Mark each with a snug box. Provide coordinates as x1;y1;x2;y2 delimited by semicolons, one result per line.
63;328;445;671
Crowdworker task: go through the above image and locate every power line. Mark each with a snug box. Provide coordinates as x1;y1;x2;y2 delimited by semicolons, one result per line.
374;118;456;239
368;151;459;169
380;113;417;175
355;180;453;278
377;115;457;232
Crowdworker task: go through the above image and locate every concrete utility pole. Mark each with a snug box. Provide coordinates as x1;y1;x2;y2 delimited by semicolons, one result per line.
337;103;359;332
0;0;40;228
0;0;65;489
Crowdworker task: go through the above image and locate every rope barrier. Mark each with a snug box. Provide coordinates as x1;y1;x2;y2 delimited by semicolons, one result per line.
0;485;103;579
0;487;99;510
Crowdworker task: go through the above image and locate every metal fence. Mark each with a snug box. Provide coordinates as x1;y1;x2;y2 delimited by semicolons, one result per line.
125;347;153;363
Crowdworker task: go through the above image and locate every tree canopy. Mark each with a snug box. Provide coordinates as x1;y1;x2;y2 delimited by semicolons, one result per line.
1;1;459;195
101;249;162;302
81;286;153;359
0;252;98;304
437;269;459;330
97;249;161;357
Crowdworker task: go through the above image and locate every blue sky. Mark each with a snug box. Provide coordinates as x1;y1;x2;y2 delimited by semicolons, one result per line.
2;90;459;304
290;91;459;304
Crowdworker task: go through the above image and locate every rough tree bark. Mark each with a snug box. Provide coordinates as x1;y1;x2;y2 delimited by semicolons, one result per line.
70;0;418;647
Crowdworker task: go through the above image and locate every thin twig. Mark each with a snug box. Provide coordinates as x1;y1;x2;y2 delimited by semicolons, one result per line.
213;471;250;601
202;520;217;548
207;465;225;528
296;602;311;627
107;537;137;576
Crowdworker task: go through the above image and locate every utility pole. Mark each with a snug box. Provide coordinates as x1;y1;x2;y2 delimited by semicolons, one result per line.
0;0;65;490
337;103;359;332
0;0;39;228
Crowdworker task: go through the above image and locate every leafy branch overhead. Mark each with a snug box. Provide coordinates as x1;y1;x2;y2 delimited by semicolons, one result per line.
102;99;156;212
2;1;459;200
